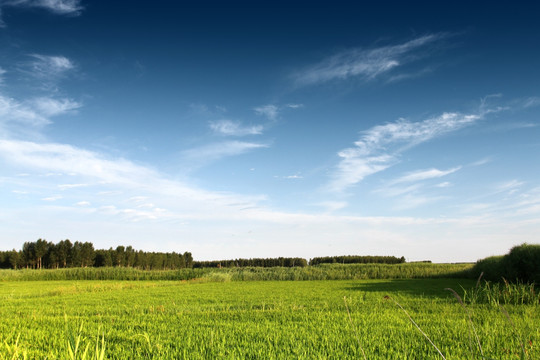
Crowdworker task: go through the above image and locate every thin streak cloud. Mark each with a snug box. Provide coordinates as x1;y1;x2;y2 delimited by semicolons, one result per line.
0;0;83;24
25;54;75;79
254;105;279;120
209;120;263;136
391;167;462;184
293;33;448;86
182;141;269;163
328;111;480;192
0;94;80;135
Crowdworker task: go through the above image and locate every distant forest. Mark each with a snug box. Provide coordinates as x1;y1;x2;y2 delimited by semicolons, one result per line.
0;239;406;270
0;239;193;270
309;255;405;265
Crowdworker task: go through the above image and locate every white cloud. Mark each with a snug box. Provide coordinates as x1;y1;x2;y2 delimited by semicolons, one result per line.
31;97;81;116
0;95;51;129
328;112;481;192
209;119;263;136
182;141;269;163
285;104;304;109
12;189;28;194
435;182;452;188
76;201;91;206
391;166;461;184
469;158;492;167
41;195;62;201
293;33;447;86
1;0;83;20
386;67;434;83
58;183;88;190
375;184;423;198
254;105;279;120
25;54;75;79
0;94;80;136
496;180;524;193
0;138;267;220
0;67;6;84
523;97;540;108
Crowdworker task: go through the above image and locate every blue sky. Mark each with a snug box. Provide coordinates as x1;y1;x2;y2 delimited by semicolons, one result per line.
1;1;539;262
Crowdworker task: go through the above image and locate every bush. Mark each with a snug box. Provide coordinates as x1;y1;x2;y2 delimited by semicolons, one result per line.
505;243;540;283
472;243;540;284
473;255;506;281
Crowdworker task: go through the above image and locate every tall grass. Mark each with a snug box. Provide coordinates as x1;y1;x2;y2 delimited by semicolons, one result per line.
0;267;211;281
462;279;539;306
1;333;27;360
0;263;473;282
64;317;106;360
1;263;474;282
220;263;473;281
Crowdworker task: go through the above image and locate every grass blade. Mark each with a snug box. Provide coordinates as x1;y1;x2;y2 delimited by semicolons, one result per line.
385;295;446;360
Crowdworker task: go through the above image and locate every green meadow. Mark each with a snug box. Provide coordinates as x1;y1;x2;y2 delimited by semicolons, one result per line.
1;266;538;359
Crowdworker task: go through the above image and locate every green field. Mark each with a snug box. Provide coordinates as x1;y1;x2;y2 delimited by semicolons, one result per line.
1;275;538;359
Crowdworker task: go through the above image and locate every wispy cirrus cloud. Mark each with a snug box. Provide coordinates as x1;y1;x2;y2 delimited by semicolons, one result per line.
374;167;461;210
0;67;6;84
0;138;268;222
391;166;462;184
0;0;83;26
285;103;304;109
0;94;80;136
293;33;448;86
253;103;304;121
328;111;480;192
523;96;540;108
254;104;279;120
23;54;75;80
209;119;263;136
30;97;80;116
182;141;269;163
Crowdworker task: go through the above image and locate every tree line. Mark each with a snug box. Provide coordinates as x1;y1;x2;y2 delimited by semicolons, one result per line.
192;257;309;268
309;255;406;265
0;239;409;270
0;239;193;270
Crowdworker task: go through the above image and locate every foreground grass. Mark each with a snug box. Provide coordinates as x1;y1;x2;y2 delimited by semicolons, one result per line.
0;279;538;359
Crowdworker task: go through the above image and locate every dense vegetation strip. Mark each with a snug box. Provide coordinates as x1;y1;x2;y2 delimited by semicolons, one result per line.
0;263;473;282
309;255;405;265
193;257;308;268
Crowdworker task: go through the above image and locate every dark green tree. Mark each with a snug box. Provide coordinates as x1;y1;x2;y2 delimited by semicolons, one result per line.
55;239;73;268
183;252;193;268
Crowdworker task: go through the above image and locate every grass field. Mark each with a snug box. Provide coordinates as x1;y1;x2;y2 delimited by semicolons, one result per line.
1;277;538;359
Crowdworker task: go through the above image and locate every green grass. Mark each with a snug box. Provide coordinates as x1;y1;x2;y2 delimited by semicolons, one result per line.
462;279;540;306
0;278;538;359
0;262;473;282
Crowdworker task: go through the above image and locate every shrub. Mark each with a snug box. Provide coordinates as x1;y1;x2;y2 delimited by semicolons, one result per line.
505;243;540;283
472;255;506;281
472;243;540;284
